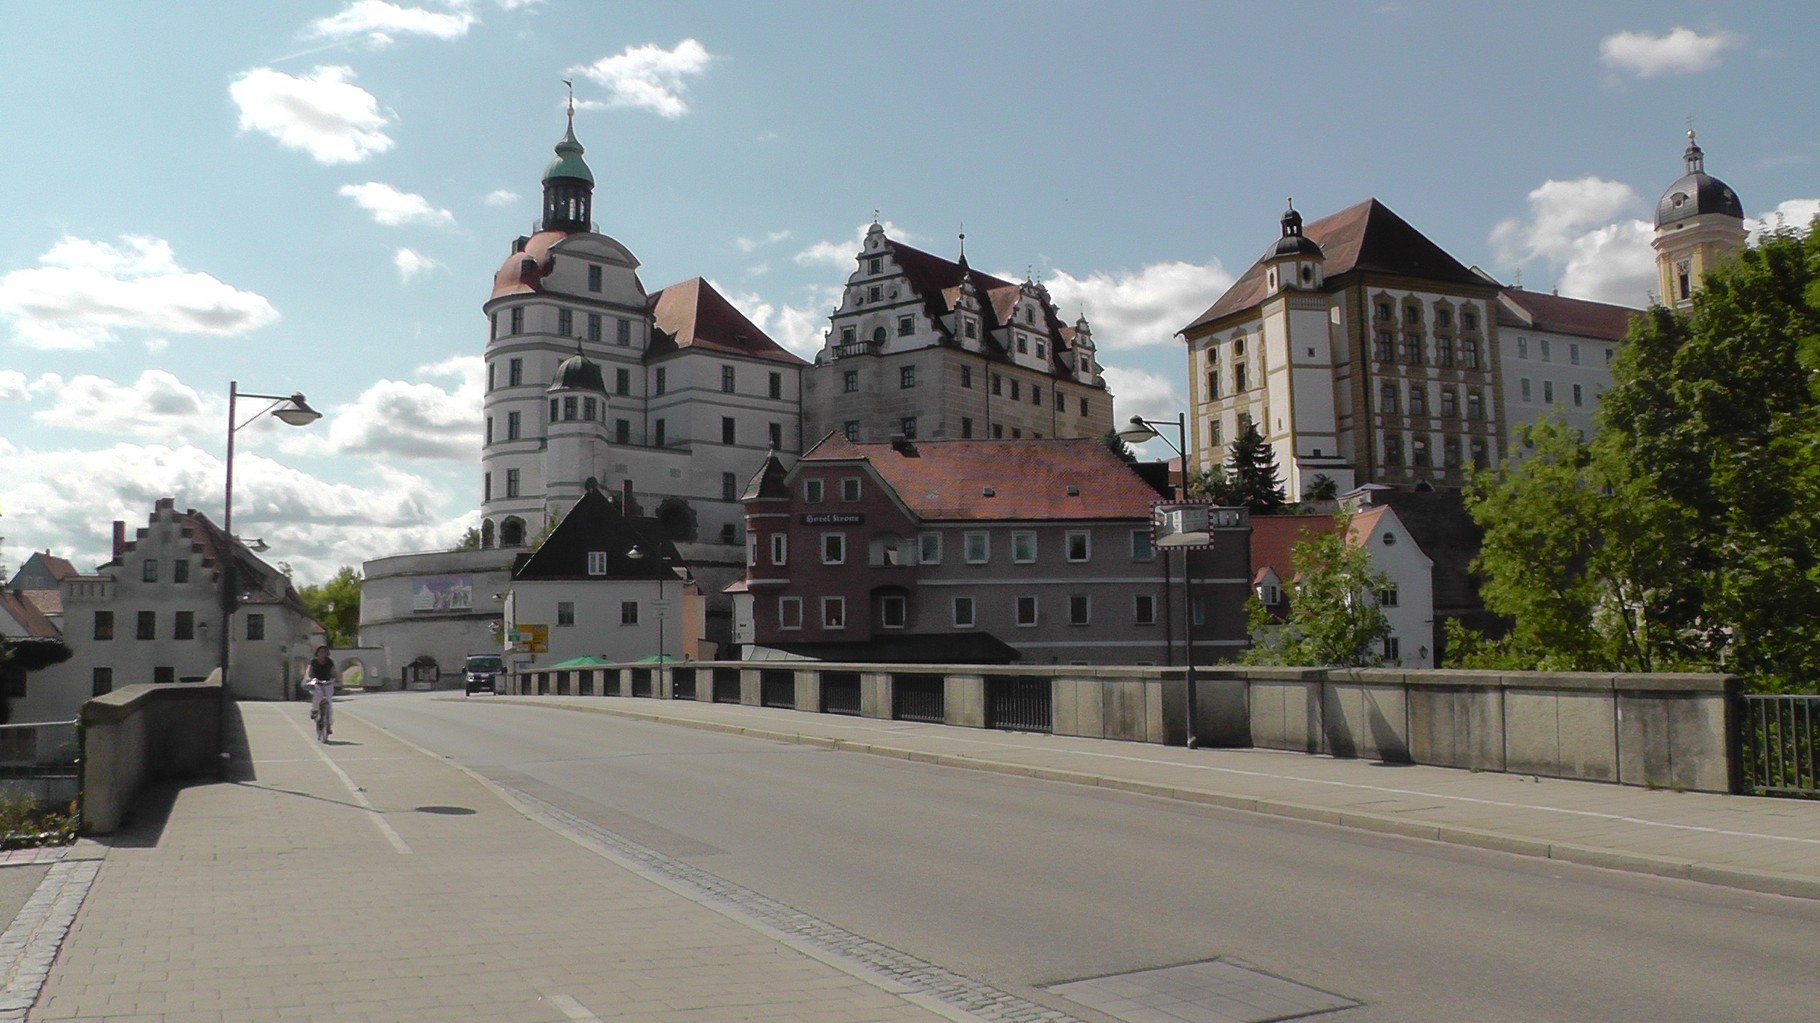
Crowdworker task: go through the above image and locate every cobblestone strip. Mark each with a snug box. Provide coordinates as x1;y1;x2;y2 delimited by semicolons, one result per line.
0;860;99;1021
504;785;1093;1023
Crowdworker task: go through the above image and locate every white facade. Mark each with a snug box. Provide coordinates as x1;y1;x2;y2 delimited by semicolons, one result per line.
1349;505;1436;669
1497;312;1624;444
358;548;515;687
506;574;705;670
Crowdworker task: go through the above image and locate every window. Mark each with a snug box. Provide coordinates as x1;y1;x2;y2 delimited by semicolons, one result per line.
993;424;1004;439
588;265;602;292
1444;437;1461;467
143;560;158;582
655;368;667;395
1015;595;1039;627
486;417;495;444
1055;391;1065;411
805;479;824;503
550;398;559;422
558;308;573;335
1467;392;1484;420
779;597;803;630
840;478;861;502
1413;439;1431;467
1234;365;1248;392
841;325;855;344
588;313;602;342
900;416;917;439
1134;594;1156;626
653;420;666;446
722;472;739;501
918;533;941;564
94;611;114;641
722;417;736;445
964;532;989;563
557;602;575;626
1012;531;1037;564
92;668;112;697
1409;387;1427;416
769;422;783;449
621;601;639;625
1010;379;1020;400
1573;383;1584;407
844;420;860;441
505;468;520;497
747;534;758;567
509;307;524;335
488;362;496;391
880;595;907;629
1206;369;1220;400
868;257;882;274
991;374;1002;395
1472;439;1489;468
897;315;914;336
246;614;265;641
1540;338;1552;362
1376;301;1392;321
1191;597;1206;627
771;533;788;565
617;319;631;346
721;366;736;393
1379;383;1399;415
175;611;194;640
1210;419;1223;448
953;597;975;628
821;533;846;564
615;368;630;395
964;319;977;339
1436;308;1452;328
507;411;521;439
960;366;972;389
867;285;881;303
1016;334;1028;354
1383;636;1401;661
1080;398;1090;417
900;366;915;388
588;551;609;575
1463;341;1480;369
1403;337;1423;364
843;370;859;393
1036;341;1046;358
1131;529;1155;561
1374;331;1394;361
822;597;846;629
1437;337;1454;367
1441;389;1458;417
1069;595;1090;627
1520;378;1532;402
1405;305;1421;325
616;419;630;444
509;358;523;386
1385;436;1404;466
1462;310;1477;331
1066;531;1090;562
484;472;492;501
1543;380;1555;404
765;371;783;400
1377;586;1399;608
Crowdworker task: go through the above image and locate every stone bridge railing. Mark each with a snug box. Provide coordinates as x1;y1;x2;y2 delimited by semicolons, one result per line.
80;682;222;834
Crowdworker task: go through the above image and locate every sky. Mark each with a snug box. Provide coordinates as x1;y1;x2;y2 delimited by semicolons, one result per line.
2;1;1816;586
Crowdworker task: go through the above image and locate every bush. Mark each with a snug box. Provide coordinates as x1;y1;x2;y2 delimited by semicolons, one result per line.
0;792;80;849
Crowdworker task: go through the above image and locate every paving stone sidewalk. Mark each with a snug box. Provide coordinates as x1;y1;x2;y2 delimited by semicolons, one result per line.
497;694;1820;901
22;702;979;1023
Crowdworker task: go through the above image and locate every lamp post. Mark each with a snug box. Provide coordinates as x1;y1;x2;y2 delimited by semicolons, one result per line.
1118;412;1199;749
219;381;320;700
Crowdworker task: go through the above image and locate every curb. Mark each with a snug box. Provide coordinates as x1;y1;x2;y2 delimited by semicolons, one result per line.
460;695;1820;903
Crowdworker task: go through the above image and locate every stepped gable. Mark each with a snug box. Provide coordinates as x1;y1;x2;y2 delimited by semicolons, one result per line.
1186;198;1492;331
803;436;1159;521
883;240;1019;341
1498;288;1639;341
647;277;805;365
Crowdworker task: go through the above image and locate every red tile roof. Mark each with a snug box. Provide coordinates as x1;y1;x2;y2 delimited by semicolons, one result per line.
0;590;59;638
801;437;1165;521
1498;288;1640;341
489;230;568;300
1185;199;1495;333
648;277;805;366
1248;515;1340;585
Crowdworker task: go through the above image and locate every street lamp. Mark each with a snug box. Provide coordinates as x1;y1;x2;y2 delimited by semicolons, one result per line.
1117;413;1200;749
219;381;320;699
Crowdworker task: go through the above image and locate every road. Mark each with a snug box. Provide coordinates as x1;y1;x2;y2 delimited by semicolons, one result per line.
349;694;1820;1023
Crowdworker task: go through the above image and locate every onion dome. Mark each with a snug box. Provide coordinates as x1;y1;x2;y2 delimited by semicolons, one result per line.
548;345;606;394
541;99;594;233
1656;131;1743;228
1272;198;1324;258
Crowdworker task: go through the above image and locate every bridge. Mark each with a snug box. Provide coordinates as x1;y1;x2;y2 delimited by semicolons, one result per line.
2;686;1816;1021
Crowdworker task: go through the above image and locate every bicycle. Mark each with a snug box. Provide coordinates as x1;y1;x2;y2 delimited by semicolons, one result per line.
308;682;335;743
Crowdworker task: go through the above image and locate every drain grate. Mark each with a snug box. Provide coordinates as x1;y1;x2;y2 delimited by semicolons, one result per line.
1046;958;1360;1023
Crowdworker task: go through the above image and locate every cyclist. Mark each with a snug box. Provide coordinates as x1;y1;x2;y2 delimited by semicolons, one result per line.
305;646;336;742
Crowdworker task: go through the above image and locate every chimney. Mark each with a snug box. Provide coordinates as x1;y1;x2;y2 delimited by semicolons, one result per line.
112;521;126;557
890;434;918;456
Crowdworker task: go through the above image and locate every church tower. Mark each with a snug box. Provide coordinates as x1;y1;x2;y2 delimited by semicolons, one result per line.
1653;131;1745;310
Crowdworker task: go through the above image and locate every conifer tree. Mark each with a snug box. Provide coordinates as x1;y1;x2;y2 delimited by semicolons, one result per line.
1223;422;1287;514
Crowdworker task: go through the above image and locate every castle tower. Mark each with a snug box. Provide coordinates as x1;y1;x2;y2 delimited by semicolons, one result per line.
1653;131;1745;310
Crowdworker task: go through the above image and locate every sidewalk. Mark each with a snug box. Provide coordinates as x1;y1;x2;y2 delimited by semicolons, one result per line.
499;693;1820;902
16;702;979;1023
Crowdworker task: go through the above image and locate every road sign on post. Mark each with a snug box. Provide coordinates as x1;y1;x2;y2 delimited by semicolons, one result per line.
509;624;549;653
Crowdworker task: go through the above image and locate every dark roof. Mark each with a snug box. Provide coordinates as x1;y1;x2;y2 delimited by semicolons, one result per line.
884;239;1017;334
1656;134;1743;228
548;349;606;393
648;277;806;366
1498;289;1640;341
1185;199;1494;332
741;451;792;502
514;485;683;581
161;506;309;615
1356;489;1485;614
798;437;1160;522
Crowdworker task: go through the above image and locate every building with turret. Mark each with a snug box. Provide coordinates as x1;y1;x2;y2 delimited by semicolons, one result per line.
1653;130;1746;311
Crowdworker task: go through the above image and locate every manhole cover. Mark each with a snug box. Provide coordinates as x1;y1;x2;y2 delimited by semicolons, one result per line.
1046;958;1359;1023
413;805;477;815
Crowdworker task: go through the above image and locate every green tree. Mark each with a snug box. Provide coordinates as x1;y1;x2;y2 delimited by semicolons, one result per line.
1463;223;1820;689
1102;428;1136;463
298;566;362;647
1223;422;1287;514
1184;464;1230;502
453;526;481;551
1240;512;1392;667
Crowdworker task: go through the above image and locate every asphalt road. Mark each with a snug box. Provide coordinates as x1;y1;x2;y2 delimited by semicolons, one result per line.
349;694;1820;1023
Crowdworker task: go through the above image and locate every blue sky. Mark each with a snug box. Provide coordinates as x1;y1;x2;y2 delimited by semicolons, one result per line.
2;1;1815;584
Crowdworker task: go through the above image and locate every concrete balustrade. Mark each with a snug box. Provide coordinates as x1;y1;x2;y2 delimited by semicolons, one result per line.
510;662;1741;792
80;682;222;834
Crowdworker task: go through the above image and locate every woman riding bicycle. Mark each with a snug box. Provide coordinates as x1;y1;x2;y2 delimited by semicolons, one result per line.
305;646;336;742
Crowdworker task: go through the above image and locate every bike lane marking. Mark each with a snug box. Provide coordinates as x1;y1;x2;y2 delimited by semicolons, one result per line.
278;704;413;855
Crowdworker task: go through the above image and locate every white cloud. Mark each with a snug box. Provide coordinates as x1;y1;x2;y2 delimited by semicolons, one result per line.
0;235;279;350
793;220;914;269
1747;199;1820;240
1600;27;1743;78
717;284;841;359
229;65;394;165
0;370;27;402
1490;177;1645;266
338;182;456;227
483;189;519;206
1556;221;1658;307
28;370;217;443
735;230;792;253
1037;259;1235;349
294;356;482;461
569;39;711;119
393;248;439;282
307;1;476;45
1099;364;1185;461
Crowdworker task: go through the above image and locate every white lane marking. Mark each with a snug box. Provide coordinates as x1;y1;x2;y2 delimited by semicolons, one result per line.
278;705;413;855
544;993;603;1022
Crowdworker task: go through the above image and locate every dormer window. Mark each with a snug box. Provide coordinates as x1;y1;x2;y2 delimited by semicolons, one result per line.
868;257;882;274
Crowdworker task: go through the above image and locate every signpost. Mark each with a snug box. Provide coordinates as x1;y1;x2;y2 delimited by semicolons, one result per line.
509;624;549;654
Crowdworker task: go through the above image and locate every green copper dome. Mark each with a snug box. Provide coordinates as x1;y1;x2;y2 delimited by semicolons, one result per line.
543;123;594;185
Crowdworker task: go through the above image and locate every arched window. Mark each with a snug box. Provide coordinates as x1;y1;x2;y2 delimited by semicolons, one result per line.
500;517;527;548
480;519;495;549
872;326;887;343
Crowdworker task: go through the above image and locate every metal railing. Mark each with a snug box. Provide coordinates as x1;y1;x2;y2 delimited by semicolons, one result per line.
893;675;945;723
672;668;697;701
712;669;741;704
822;672;861;716
0;720;80;810
1740;694;1819;797
760;670;796;709
985;676;1052;733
